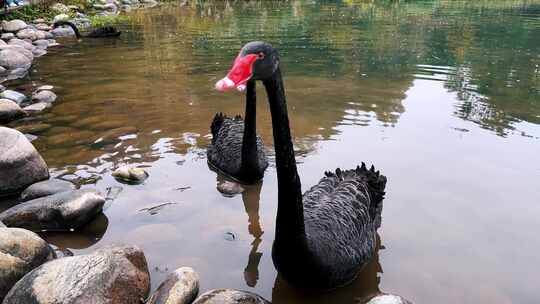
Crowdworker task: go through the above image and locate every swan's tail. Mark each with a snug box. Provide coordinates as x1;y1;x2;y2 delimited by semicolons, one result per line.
53;21;81;39
325;162;387;227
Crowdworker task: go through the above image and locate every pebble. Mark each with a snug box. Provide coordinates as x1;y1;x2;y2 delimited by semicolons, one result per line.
0;90;26;104
112;166;148;184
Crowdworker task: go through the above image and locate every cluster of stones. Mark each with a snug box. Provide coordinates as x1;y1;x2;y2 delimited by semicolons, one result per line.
92;0;159;15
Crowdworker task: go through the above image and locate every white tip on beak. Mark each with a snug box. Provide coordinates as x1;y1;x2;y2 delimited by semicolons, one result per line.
215;77;235;92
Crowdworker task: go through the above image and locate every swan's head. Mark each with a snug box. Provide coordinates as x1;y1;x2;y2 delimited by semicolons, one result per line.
215;41;279;92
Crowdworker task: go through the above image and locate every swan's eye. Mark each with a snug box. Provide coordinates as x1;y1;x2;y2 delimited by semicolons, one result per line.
257;53;265;60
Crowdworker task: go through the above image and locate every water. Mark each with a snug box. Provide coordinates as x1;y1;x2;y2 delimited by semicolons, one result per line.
4;1;540;303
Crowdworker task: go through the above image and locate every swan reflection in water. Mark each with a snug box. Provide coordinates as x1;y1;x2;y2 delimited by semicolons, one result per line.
272;235;384;304
240;182;264;287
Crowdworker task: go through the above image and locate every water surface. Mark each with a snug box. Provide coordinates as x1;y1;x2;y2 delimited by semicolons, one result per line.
5;1;540;303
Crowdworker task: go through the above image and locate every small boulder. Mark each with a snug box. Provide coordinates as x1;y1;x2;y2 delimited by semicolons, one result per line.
23;102;50;112
192;289;270;304
0;189;105;231
217;180;244;197
0;90;26;104
1;33;15;40
33;39;49;50
20;179;75;201
0;48;32;70
1;20;27;33
0;99;26;124
51;26;76;38
53;14;70;23
32;48;47;58
32;90;56;103
0;127;48;196
35;23;51;31
16;29;47;41
0;227;55;301
50;2;70;13
7;38;35;51
2;245;150;304
147;267;200;304
366;294;413;304
112;166;148;184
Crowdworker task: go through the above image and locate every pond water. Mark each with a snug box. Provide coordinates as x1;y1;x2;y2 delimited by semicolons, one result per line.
4;0;540;303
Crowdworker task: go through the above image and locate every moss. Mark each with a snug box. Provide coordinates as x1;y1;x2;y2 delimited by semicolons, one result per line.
88;14;132;27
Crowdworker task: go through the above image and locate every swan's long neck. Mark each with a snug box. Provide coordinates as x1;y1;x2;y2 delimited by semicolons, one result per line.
240;80;259;177
263;68;306;246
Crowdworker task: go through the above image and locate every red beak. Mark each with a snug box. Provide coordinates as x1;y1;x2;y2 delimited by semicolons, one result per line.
215;53;258;92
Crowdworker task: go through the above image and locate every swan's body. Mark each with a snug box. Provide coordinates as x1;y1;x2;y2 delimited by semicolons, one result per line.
208;80;268;184
53;21;121;39
216;42;387;290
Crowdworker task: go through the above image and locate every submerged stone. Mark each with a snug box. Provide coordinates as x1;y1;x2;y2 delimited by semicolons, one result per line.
192;289;270;304
0;90;26;104
112;166;148;184
147;267;200;304
0;99;26;123
366;294;413;304
0;189;105;231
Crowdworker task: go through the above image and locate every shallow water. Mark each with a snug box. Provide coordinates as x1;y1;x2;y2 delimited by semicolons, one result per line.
4;0;540;303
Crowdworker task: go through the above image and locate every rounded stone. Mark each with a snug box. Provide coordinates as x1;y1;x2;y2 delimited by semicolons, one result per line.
193;289;270;304
147;267;200;304
0;127;48;196
0;90;26;104
1;20;28;33
112;166;148;184
2;246;150;304
32;90;57;103
0;49;32;70
366;294;413;304
23;102;50;112
0;227;56;301
20;179;75;201
0;99;26;124
0;189;105;231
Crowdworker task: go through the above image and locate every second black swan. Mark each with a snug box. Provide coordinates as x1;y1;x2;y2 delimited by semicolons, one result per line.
53;21;121;39
208;76;268;184
216;41;388;290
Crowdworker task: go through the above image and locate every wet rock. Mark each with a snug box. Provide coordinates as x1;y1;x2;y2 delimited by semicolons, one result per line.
147;267;199;304
366;294;413;304
53;14;70;23
1;20;27;33
33;39;49;50
0;90;26;104
0;67;5;75
33;19;46;24
20;179;75;201
103;3;119;12
0;127;48;196
3;245;150;304
0;99;26;123
16;29;47;41
112;166;148;184
217;180;245;197
0;189;105;231
0;85;5;92
35;23;51;31
32;90;56;103
0;49;32;71
0;227;55;301
36;85;54;91
32;48;47;58
25;134;38;142
1;33;15;40
51;26;76;38
47;39;60;47
8;38;35;51
193;289;270;304
0;221;5;227
23;102;50;112
51;2;70;13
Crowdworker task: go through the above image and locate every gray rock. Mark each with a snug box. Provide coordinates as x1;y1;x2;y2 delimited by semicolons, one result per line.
147;267;199;304
33;19;46;24
32;90;56;103
0;66;5;75
112;166;148;184
0;227;55;301
0;221;5;227
103;3;118;12
0;127;47;196
366;294;413;304
0;85;5;91
1;33;15;40
47;39;60;47
25;134;38;142
23;102;50;112
36;85;53;91
33;39;49;50
20;179;75;201
193;289;270;304
8;38;35;51
6;68;29;81
216;180;244;197
3;245;150;304
51;3;70;13
0;49;32;71
53;14;70;23
0;189;105;231
51;26;76;38
16;29;47;41
32;48;47;57
34;24;51;31
0;99;26;123
1;20;28;33
0;90;26;104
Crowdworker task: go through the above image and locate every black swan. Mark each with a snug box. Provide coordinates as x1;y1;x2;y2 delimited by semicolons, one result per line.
208;78;268;184
216;41;387;290
53;21;121;39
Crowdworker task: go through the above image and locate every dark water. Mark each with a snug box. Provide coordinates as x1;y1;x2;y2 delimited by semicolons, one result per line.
5;1;540;303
